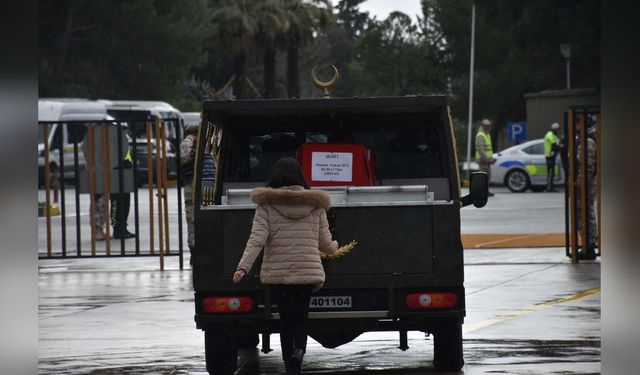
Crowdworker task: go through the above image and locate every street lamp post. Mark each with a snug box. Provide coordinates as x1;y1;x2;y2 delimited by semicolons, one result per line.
465;3;476;181
560;43;571;90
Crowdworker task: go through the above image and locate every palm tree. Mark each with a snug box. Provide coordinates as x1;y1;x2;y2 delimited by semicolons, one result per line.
254;0;289;99
211;0;258;99
283;0;334;98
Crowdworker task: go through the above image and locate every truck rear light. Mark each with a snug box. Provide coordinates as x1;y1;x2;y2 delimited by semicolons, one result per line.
406;292;457;309
203;296;253;313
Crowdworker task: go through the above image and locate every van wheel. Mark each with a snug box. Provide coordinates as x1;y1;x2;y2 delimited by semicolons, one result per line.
205;330;238;375
433;321;464;372
505;169;529;193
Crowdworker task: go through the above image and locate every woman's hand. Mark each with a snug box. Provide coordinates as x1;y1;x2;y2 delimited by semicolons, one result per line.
233;270;246;283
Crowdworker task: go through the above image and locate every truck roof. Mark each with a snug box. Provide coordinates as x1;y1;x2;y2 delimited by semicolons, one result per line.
202;95;448;116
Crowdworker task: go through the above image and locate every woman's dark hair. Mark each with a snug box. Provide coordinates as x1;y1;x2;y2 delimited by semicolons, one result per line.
266;157;309;189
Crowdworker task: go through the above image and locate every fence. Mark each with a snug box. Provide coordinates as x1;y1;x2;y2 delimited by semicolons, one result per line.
38;118;185;269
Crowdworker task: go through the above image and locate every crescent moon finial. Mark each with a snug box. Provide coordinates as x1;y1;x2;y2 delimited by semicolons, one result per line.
311;64;340;98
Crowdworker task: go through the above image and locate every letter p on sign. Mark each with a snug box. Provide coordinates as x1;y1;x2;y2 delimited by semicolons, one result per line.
507;122;527;142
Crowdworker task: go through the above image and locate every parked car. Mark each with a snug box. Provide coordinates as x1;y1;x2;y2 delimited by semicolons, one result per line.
490;138;564;192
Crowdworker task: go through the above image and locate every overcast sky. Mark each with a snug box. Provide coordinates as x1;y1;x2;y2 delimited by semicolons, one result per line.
358;0;423;22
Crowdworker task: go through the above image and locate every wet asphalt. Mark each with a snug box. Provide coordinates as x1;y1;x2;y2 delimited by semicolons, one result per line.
38;188;600;374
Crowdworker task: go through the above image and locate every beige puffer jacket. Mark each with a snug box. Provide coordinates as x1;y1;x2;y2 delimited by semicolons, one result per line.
236;186;338;291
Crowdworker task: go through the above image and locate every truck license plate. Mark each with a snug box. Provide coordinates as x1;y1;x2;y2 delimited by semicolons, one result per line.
309;296;352;308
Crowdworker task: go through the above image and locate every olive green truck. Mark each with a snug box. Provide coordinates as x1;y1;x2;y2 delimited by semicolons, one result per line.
191;96;488;374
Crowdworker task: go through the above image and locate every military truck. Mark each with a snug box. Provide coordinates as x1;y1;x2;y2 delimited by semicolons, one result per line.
191;96;488;374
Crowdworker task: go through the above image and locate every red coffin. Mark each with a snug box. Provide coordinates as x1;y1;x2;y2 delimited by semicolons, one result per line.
298;143;375;186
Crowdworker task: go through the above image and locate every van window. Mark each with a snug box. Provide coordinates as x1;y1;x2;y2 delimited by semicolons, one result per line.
49;125;63;150
68;124;88;144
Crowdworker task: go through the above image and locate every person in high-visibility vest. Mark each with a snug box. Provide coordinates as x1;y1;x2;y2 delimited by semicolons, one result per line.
544;122;562;192
475;119;496;196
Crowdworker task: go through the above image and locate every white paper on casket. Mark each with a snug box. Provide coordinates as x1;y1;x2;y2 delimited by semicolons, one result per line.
311;152;353;182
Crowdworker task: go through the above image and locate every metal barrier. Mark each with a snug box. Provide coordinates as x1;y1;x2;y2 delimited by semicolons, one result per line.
564;107;601;263
38;119;185;269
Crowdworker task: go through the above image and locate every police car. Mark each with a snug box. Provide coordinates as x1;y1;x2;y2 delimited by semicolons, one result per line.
490;138;564;192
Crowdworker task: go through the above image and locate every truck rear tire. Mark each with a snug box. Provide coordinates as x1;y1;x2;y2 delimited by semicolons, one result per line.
433;321;464;372
205;330;238;375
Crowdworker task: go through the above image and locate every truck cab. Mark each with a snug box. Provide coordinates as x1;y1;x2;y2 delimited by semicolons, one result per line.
192;96;488;374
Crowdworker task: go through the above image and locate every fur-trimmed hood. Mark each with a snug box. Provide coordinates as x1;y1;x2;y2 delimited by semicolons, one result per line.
251;186;331;219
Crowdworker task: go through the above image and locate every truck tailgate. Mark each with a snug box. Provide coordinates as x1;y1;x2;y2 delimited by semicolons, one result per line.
220;204;433;277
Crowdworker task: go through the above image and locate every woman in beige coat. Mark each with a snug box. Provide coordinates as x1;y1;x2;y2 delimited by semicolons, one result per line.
233;157;338;375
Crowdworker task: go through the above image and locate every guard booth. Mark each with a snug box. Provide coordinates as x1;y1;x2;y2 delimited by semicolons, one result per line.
38;99;185;269
564;106;601;263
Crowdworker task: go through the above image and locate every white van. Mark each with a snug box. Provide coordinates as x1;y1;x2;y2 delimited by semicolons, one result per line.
38;100;113;187
97;100;184;142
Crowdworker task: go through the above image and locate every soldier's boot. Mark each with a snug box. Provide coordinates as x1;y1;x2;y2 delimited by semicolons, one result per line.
578;244;597;260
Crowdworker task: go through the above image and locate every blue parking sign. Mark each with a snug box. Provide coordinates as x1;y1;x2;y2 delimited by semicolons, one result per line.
507;122;527;142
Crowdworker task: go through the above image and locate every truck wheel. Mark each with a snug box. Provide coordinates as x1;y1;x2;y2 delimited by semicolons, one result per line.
205;330;238;375
433;322;464;372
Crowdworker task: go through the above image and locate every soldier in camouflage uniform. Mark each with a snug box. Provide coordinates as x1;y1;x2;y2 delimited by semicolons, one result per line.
180;124;216;258
93;195;106;241
577;124;597;260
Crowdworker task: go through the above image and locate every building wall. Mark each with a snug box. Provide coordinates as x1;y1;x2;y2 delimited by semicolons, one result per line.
525;89;600;140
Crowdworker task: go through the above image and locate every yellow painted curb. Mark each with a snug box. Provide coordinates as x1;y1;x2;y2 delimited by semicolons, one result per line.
462;233;565;249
